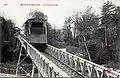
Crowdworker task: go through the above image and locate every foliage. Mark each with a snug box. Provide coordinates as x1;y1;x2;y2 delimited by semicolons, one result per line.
62;17;73;45
0;16;17;62
63;6;99;61
94;46;119;65
47;23;65;48
101;1;116;45
94;1;120;64
62;1;120;66
28;9;48;20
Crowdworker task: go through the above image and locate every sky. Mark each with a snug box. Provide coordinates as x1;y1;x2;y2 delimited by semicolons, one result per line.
0;0;120;29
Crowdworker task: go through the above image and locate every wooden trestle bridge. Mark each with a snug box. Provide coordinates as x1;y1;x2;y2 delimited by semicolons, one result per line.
4;34;118;78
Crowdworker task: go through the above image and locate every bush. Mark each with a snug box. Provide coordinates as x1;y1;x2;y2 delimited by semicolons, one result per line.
66;46;83;55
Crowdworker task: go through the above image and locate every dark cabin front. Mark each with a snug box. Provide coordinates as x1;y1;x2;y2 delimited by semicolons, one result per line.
24;18;47;44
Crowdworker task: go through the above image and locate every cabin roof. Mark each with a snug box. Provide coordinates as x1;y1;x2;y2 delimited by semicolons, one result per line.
24;18;47;29
25;18;47;24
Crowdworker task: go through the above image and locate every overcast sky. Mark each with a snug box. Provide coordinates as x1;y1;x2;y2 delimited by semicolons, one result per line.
0;0;119;29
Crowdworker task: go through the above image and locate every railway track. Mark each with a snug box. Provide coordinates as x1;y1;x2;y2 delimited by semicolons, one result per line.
37;50;85;78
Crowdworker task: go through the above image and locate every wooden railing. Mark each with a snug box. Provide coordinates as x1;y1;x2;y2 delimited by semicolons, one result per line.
47;44;120;78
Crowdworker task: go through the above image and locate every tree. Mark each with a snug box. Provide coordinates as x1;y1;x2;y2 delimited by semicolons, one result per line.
101;0;116;46
72;6;99;61
0;16;17;62
114;6;120;39
93;1;120;66
28;9;47;19
62;6;99;61
63;17;73;45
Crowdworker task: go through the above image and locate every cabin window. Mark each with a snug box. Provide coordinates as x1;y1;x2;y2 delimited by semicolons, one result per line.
30;22;45;34
31;22;44;27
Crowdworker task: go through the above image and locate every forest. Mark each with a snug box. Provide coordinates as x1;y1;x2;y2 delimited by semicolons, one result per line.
1;1;120;68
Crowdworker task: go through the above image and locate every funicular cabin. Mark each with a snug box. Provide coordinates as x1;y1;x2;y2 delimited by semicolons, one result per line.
24;18;47;44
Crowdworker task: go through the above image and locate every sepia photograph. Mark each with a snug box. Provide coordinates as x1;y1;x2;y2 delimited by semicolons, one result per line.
0;0;120;77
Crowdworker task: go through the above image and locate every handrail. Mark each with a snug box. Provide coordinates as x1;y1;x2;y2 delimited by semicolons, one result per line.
47;44;120;78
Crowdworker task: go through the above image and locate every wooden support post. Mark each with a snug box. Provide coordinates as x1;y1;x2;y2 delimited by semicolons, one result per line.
82;61;86;76
0;21;1;63
62;52;65;62
101;69;109;78
15;45;22;75
90;65;98;78
31;63;35;77
38;71;43;77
